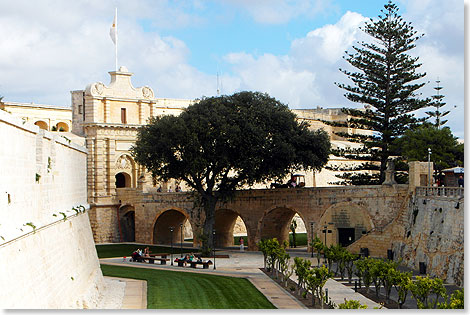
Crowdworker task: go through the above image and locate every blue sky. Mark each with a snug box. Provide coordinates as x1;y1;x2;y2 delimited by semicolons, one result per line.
0;0;465;139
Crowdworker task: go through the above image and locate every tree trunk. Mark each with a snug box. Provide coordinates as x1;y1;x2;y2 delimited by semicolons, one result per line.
201;194;218;255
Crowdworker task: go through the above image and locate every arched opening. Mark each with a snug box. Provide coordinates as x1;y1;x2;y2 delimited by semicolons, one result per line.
56;122;69;132
115;172;131;188
152;209;188;245
318;203;374;247
214;209;248;248
119;206;135;242
260;207;307;246
34;120;48;130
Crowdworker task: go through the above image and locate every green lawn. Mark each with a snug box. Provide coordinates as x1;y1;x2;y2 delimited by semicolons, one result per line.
101;264;276;309
96;243;196;259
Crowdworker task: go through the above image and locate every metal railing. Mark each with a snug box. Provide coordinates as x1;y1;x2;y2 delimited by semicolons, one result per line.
416;186;464;198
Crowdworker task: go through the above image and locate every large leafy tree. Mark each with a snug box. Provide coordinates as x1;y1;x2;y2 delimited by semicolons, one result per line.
132;91;330;251
334;0;429;183
393;123;464;176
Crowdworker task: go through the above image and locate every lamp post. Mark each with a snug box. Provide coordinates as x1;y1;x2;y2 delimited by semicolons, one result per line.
169;226;174;265
310;222;314;258
212;229;216;270
428;148;432;187
180;223;183;258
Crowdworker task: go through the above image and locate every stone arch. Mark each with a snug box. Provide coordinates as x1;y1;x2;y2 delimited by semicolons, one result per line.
119;205;135;242
258;206;308;245
115;172;131;188
318;202;374;247
214;209;249;247
115;154;136;188
152;208;190;245
55;122;69;132
34;120;48;130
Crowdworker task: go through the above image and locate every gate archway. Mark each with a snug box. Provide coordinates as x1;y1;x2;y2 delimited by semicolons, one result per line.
259;206;307;245
152;209;188;245
214;209;249;247
119;205;135;242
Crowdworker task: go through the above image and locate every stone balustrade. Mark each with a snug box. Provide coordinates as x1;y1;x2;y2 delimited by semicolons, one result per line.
415;186;464;198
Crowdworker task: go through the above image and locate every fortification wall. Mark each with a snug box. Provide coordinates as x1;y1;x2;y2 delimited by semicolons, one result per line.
0;110;105;308
392;190;464;286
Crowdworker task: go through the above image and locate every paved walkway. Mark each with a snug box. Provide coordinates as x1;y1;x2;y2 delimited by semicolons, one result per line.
104;276;147;309
100;249;382;309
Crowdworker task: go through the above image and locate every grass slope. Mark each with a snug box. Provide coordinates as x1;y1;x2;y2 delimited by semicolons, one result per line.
101;264;276;309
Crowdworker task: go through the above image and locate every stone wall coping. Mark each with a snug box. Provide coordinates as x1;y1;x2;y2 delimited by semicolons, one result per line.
0;204;91;248
0;109;87;153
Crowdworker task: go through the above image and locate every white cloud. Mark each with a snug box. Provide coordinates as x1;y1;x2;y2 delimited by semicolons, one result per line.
0;0;464;139
221;11;367;108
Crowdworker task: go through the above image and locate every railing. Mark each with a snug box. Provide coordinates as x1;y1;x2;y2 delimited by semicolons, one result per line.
416;186;464;198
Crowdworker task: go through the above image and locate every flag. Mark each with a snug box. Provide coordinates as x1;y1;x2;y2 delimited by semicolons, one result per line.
110;12;117;45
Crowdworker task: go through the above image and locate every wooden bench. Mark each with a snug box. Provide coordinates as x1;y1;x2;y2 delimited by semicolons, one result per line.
142;255;170;265
189;260;213;269
174;259;213;269
149;253;170;259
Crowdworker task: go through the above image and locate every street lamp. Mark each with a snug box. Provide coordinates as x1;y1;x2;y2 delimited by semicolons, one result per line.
428;148;432;187
180;223;183;257
169;226;174;265
310;222;314;258
212;229;216;270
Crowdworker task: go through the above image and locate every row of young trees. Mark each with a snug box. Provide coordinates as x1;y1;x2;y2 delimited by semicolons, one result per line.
257;238;332;309
260;237;463;309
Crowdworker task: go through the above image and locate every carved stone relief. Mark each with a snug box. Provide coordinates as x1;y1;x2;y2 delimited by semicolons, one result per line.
115;154;134;170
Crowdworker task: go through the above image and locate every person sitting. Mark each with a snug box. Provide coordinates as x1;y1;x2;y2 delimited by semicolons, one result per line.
183;254;190;267
131;249;143;262
143;246;150;257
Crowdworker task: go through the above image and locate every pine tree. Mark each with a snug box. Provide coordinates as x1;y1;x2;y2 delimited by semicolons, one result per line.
426;79;450;128
334;0;429;184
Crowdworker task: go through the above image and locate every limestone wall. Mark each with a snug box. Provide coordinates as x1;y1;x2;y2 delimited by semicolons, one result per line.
392;192;464;286
0;110;105;308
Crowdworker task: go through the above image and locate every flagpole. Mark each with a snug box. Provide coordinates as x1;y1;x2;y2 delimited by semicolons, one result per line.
115;7;118;71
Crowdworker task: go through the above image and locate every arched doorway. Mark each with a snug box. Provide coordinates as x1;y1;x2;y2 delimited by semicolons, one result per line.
259;207;306;245
119;206;135;242
55;122;69;132
34;120;48;130
152;209;188;245
115;172;131;188
318;202;374;247
214;209;248;247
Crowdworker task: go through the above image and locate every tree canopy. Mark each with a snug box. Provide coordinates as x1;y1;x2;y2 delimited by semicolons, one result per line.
132;91;330;250
393;124;464;173
334;0;429;184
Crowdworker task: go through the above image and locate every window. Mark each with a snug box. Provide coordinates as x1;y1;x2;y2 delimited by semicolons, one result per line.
78;105;82;114
121;108;127;124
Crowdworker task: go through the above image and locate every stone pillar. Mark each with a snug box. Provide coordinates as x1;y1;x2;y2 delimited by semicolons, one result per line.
105;137;116;195
149;102;155;118
86;137;96;202
103;98;110;123
409;161;434;192
138;101;147;125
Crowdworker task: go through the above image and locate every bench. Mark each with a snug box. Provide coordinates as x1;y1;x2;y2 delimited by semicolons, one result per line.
142;255;170;265
189;261;213;269
149;253;170;259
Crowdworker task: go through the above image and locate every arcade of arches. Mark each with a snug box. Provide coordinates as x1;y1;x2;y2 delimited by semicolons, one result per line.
104;185;408;254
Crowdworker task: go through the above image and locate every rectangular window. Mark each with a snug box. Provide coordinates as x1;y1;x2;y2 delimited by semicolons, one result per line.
78;105;83;114
121;108;127;124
